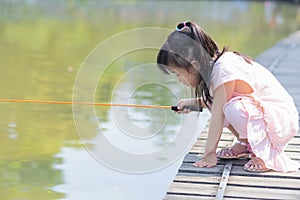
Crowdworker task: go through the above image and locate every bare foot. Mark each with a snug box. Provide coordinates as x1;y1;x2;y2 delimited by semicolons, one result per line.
193;152;217;168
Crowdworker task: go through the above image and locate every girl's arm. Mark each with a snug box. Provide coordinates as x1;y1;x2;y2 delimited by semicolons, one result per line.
194;80;235;167
204;80;235;156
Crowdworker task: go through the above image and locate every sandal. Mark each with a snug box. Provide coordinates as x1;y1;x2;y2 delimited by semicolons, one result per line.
244;157;270;173
217;140;254;159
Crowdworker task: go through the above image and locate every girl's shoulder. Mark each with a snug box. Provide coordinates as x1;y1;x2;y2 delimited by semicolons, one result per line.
216;51;242;64
214;51;256;69
211;51;257;92
213;52;235;72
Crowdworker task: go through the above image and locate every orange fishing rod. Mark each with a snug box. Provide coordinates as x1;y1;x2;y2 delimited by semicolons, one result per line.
0;98;202;111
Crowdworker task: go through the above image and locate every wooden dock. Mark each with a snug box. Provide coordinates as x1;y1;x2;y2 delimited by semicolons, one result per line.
165;31;300;200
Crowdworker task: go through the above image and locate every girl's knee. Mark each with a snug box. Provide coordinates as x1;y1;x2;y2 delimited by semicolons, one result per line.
223;100;244;118
223;100;248;136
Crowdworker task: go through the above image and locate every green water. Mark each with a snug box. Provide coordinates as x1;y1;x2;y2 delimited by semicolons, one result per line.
0;1;299;200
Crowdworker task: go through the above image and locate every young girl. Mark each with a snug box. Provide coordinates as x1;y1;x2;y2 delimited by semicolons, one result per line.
157;21;299;172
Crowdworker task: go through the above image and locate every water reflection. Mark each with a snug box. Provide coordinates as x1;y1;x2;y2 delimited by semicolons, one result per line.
0;0;299;200
0;159;65;200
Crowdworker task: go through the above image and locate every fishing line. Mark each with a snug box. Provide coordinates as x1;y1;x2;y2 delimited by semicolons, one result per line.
0;98;202;111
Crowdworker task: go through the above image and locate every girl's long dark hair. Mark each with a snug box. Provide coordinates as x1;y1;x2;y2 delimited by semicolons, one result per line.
157;21;220;108
157;21;252;108
157;22;252;107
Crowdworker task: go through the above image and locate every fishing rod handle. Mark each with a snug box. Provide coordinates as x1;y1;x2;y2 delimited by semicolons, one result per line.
171;105;203;112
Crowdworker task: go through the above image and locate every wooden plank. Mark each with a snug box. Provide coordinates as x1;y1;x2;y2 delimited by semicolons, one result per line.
167;181;218;197
285;145;300;152
179;163;224;175
197;129;232;137
165;194;214;200
182;154;202;163
196;137;234;143
224;184;300;200
285;152;300;161
227;175;300;190
173;174;221;184
230;165;300;178
289;136;300;144
166;174;221;200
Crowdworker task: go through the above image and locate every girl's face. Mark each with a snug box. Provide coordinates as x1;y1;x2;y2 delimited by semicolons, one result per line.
168;66;200;87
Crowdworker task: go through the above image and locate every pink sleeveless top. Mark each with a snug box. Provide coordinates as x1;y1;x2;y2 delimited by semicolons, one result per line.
210;52;299;172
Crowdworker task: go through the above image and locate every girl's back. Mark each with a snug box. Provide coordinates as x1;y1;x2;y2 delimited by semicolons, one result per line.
212;51;298;148
212;52;295;109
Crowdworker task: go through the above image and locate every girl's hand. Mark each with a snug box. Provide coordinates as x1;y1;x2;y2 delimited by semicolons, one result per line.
175;98;198;114
193;152;217;168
